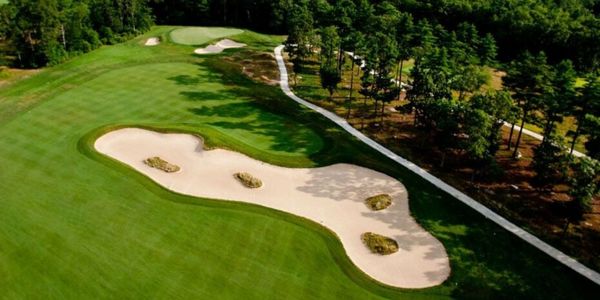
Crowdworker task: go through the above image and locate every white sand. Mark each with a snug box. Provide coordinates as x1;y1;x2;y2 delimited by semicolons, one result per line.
194;39;247;54
95;128;450;288
145;37;160;46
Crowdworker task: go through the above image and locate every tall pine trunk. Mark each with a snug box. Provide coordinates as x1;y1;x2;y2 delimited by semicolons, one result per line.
571;123;582;154
361;94;369;130
542;118;555;144
508;123;515;149
395;61;401;100
60;24;66;50
513;112;527;158
381;101;385;127
570;109;586;154
440;152;446;168
347;55;356;119
398;60;404;101
337;45;344;72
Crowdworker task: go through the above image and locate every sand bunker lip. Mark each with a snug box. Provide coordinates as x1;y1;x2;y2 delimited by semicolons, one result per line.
145;37;160;46
94;128;450;288
194;39;247;55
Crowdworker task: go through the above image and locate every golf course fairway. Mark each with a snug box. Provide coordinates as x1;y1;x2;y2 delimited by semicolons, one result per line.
0;26;599;299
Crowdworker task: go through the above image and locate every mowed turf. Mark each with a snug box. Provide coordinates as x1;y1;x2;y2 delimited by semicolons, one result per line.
0;26;599;299
169;27;244;45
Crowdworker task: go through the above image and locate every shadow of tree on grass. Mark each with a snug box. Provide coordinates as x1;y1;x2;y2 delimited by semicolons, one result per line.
165;56;600;299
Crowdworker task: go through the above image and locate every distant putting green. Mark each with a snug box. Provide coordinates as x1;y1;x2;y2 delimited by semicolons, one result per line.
169;27;243;45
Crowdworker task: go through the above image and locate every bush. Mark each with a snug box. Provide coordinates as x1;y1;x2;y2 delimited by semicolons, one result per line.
361;232;398;255
143;157;180;173
234;172;262;188
365;194;392;210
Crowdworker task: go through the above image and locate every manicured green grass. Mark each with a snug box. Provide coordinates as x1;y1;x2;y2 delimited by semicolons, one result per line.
0;26;599;299
169;27;244;45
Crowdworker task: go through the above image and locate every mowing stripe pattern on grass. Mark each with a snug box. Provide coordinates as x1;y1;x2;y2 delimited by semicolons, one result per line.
274;44;600;286
1;26;598;298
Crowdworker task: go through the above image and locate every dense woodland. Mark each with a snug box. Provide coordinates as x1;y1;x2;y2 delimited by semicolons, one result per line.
1;1;599;68
280;0;600;232
1;0;599;236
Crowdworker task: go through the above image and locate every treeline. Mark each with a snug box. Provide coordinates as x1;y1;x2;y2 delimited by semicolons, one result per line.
284;0;600;223
148;0;290;33
0;0;153;67
393;0;600;71
147;0;600;70
2;0;599;70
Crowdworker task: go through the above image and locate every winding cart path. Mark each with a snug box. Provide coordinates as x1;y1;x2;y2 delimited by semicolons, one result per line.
274;44;600;286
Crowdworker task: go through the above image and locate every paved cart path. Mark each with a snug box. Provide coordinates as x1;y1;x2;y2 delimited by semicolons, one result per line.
503;121;586;158
274;45;600;286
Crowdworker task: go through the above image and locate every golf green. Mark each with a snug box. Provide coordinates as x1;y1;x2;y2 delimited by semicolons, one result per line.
0;26;598;299
169;27;244;45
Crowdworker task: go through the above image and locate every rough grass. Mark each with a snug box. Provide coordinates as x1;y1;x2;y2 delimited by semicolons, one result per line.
0;25;599;299
234;172;262;188
365;194;392;211
361;232;399;255
144;156;180;173
169;27;244;46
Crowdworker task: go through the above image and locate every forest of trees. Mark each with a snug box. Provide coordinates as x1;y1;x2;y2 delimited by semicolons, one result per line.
282;0;600;223
0;0;153;67
0;0;599;220
1;0;600;69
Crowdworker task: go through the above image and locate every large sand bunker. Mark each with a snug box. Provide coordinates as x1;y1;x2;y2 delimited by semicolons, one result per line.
94;128;450;288
194;39;246;54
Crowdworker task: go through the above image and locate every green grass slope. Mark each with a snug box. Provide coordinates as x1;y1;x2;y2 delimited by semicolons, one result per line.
0;26;598;299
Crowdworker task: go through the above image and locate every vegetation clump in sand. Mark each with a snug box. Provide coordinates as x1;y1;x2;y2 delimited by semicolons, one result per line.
365;194;392;210
234;172;262;188
361;232;399;255
144;157;180;173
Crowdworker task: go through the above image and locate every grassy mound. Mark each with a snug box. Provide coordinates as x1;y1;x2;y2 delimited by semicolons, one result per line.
170;27;243;45
144;157;180;173
234;172;262;188
361;232;399;255
365;194;392;211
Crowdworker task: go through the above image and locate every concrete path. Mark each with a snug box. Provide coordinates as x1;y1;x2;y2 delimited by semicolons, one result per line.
503;121;586;158
274;45;600;286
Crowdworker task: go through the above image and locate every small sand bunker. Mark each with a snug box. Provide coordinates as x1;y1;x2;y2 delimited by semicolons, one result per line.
145;37;160;46
194;39;246;54
94;128;450;288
